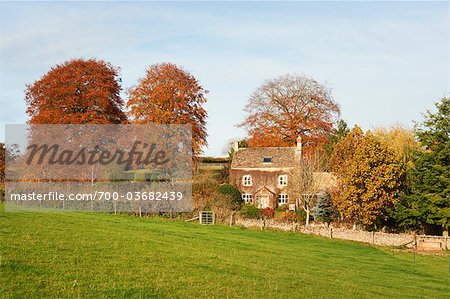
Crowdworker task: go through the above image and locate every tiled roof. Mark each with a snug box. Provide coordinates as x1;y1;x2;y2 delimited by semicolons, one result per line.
231;147;298;169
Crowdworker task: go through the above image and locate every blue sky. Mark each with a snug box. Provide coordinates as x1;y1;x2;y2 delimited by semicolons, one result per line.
0;1;448;156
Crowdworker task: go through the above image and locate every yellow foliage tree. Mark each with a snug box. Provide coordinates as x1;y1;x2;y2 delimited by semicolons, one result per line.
372;126;418;169
331;126;405;229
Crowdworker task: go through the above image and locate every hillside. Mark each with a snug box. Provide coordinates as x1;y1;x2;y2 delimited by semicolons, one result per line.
1;212;448;298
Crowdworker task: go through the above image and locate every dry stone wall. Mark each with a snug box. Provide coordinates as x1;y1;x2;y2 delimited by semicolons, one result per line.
234;219;419;248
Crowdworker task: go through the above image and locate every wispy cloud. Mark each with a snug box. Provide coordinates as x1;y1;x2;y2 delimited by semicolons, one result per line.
0;1;448;155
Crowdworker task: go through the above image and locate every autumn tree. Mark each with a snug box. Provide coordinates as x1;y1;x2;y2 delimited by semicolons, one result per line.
240;74;340;148
393;98;450;235
127;63;208;155
372;126;418;168
330;126;405;229
25;59;126;124
24;59;128;187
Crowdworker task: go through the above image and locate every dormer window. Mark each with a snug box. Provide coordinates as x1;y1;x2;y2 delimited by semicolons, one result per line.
243;175;252;186
263;157;272;163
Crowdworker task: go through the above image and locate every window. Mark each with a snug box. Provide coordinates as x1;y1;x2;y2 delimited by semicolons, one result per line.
242;175;252;186
263;157;272;163
278;175;288;186
242;194;253;203
278;194;288;205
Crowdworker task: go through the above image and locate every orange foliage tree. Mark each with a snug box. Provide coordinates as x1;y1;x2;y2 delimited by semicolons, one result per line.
330;126;405;229
25;59;126;124
126;63;208;155
240;74;340;148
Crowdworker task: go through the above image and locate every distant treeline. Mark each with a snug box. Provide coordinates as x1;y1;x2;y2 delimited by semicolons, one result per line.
199;157;230;164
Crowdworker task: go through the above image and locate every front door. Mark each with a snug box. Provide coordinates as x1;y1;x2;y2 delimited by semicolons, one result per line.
258;194;270;209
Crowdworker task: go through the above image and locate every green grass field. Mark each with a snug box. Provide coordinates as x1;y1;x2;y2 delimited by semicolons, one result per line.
1;212;448;298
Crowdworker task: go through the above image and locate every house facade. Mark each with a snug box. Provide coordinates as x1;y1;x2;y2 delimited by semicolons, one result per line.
229;137;302;209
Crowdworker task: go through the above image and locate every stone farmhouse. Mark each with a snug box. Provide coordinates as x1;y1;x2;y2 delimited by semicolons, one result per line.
229;137;335;210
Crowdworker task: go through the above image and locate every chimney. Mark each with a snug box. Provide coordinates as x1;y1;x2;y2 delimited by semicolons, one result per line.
232;141;239;153
296;136;302;157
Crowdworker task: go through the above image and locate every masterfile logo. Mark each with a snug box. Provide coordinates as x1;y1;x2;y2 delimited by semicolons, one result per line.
4;124;192;212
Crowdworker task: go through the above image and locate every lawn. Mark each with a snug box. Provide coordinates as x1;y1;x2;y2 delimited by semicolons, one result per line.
0;212;448;298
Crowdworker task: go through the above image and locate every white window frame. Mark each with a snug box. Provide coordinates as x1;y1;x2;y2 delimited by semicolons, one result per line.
242;175;252;186
278;194;288;205
242;194;253;203
278;174;288;187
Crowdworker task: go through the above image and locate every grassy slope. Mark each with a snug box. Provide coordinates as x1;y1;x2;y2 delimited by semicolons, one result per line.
0;213;448;298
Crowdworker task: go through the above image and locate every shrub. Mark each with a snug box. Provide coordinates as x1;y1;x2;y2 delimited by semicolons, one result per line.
275;205;288;212
240;204;261;219
278;210;307;223
219;164;230;183
210;193;237;222
192;172;221;210
133;170;170;182
133;171;151;182
192;173;239;220
101;164;134;182
261;207;275;219
217;184;242;205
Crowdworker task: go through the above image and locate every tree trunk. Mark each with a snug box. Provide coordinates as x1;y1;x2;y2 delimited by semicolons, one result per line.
91;165;94;187
305;206;310;226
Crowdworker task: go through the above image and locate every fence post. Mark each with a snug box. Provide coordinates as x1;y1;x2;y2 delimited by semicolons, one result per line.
413;233;417;248
372;231;375;245
329;227;333;239
230;212;235;226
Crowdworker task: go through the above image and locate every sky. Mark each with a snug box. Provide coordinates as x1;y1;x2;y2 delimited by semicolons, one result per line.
0;1;448;156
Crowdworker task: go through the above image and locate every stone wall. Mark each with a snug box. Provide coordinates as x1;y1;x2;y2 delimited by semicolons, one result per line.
234;218;436;248
416;235;450;251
